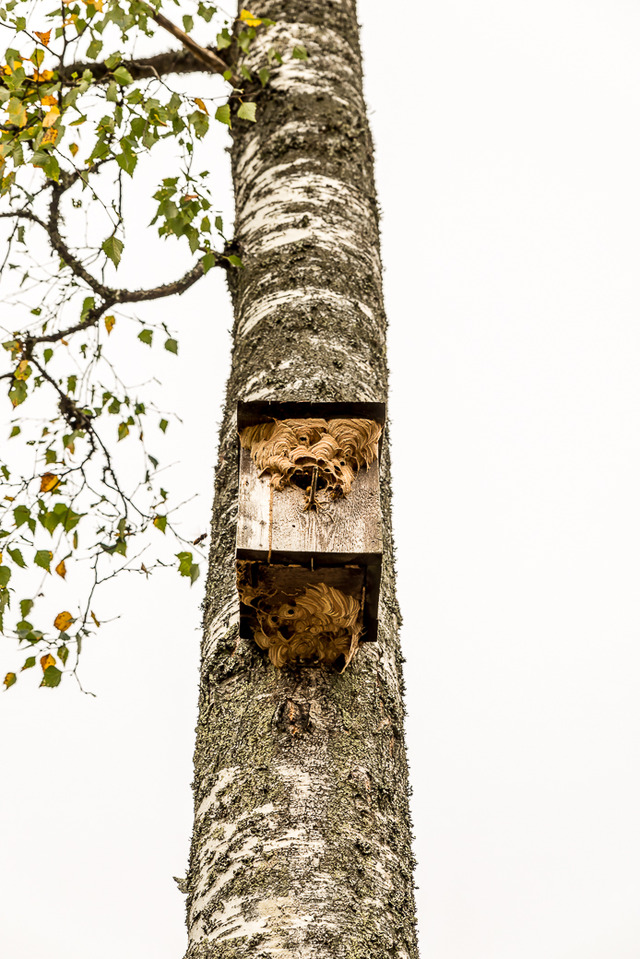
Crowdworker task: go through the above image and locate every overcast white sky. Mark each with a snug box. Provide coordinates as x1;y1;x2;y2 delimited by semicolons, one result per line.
2;1;640;956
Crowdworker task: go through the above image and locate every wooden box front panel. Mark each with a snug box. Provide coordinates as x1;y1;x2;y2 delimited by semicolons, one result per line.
236;446;383;560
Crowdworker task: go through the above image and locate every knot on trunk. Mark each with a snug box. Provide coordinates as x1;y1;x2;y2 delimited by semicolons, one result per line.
273;698;311;737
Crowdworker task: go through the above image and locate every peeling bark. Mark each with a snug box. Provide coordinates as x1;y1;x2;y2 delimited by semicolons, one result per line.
183;2;419;957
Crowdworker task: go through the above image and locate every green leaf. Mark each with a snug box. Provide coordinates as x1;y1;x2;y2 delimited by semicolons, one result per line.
153;514;167;533
13;505;30;528
51;503;83;533
292;45;308;59
117;422;129;441
43;348;53;364
0;566;11;588
41;665;62;688
20;599;34;619
197;2;216;22
40;510;60;535
81;296;95;321
176;551;200;585
258;68;270;87
159;418;168;433
237;102;257;122
202;252;216;274
0;590;9;633
21;656;36;671
32;151;60;181
138;329;153;346
164;338;178;355
8;547;25;568
215;104;231;127
237;30;251;54
182;14;193;31
227;255;243;268
58;644;69;666
102;235;123;268
116;144;137;176
86;38;103;59
9;379;27;407
112;65;133;85
34;550;52;572
9;425;20;438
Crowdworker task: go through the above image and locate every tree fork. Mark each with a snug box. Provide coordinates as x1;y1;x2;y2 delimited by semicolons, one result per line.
184;2;419;956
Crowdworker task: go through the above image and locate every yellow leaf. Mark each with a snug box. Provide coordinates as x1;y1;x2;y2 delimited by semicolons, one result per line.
3;672;17;690
90;610;100;628
34;30;52;46
239;8;262;26
193;97;208;115
104;314;116;335
14;359;29;380
55;559;66;579
42;106;60;128
41;94;57;106
84;0;104;9
0;551;2;563
40;653;56;671
40;472;60;492
69;142;79;157
60;338;69;346
53;611;73;632
42;128;58;146
33;69;54;82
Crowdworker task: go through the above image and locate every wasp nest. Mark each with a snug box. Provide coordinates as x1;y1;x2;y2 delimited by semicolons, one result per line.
238;572;363;670
239;418;382;503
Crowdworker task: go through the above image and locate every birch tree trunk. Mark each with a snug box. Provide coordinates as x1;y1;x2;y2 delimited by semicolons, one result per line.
183;2;419;956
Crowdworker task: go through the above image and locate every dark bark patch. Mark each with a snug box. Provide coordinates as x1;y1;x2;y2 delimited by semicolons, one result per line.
273;696;311;736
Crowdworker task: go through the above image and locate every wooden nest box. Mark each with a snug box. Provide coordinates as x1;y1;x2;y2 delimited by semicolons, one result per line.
236;400;385;669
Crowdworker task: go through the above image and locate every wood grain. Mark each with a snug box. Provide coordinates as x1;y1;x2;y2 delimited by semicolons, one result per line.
237;447;383;557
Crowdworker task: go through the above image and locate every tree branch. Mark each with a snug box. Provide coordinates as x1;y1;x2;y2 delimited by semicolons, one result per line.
27;259;207;346
116;258;205;303
49;184;115;300
57;47;218;86
2;185;215;347
149;9;234;79
57;3;235;86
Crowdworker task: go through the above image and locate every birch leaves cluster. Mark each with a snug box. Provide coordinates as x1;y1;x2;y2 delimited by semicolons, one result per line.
0;0;280;690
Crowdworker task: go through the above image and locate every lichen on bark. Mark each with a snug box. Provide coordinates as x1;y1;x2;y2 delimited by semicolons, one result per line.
183;2;419;957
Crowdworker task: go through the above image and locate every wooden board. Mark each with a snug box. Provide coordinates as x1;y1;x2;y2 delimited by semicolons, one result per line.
237;447;383;557
237;400;386;435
